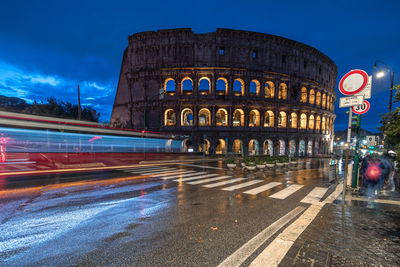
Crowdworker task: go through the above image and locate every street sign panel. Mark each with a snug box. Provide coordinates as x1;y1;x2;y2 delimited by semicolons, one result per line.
339;69;369;96
354;75;371;99
339;95;364;108
352;100;370;114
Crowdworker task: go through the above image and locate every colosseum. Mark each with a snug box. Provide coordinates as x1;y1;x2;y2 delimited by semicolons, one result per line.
111;28;337;156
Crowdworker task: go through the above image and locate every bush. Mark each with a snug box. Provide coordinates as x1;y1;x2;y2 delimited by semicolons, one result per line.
255;157;265;165
226;157;235;164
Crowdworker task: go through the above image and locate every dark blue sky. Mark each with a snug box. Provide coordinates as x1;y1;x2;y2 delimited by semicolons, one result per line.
0;0;399;131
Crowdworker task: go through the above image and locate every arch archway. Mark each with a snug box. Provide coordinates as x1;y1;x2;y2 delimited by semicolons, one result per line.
307;140;313;156
301;87;307;103
181;108;193;126
290;112;298;128
299;140;306;156
216;139;226;154
289;140;296;156
181;77;193;94
308;115;315;130
250;80;260;95
309;89;315;104
265;81;275;98
249;139;259;155
249;109;260;127
300;113;307;129
322;93;326;108
199;77;210;95
263;139;273;156
164;109;176;126
233;139;242;154
233;79;244;96
316;92;321;106
164;78;175;94
278;83;287;100
216;108;228;126
216;77;228;95
198;139;210;154
233;109;244;126
264;110;274;127
277;139;286;155
278;111;287;128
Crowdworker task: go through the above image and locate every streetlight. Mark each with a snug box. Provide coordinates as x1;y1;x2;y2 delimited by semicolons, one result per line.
374;60;395;111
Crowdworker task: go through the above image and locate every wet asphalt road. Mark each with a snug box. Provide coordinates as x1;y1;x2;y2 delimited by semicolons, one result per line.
0;159;398;266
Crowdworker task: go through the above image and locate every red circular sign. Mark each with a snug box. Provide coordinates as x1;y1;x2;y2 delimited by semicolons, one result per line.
352;100;370;114
339;69;368;96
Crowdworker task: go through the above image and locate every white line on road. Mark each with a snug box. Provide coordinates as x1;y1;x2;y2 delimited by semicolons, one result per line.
221;180;264;191
300;187;328;204
187;176;231;185
202;178;246;188
147;171;195;177
243;182;282;195
217;206;306;267
181;163;223;170
269;184;304;199
138;169;181;175
162;172;207;180
123;167;173;172
249;184;343;267
173;174;219;182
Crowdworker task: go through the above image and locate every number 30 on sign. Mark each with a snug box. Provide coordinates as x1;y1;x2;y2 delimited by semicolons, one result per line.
352;100;370;114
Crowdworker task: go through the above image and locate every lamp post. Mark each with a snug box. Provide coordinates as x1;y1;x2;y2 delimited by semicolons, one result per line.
374;60;395;111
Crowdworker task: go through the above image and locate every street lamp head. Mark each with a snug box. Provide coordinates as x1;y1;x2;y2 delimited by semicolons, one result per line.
376;71;385;78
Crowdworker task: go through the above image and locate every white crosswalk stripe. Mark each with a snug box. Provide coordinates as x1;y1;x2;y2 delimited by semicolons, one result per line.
221;180;264;191
162;172;207;180
202;178;246;188
243;182;282;195
269;184;304;199
187;176;231;185
138;169;181;175
123;167;173;172
148;170;196;177
300;187;328;204
173;174;219;182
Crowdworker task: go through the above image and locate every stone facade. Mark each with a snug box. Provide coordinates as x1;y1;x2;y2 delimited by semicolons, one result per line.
111;28;337;156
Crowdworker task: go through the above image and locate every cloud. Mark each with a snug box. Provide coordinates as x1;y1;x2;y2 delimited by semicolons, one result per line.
0;59;115;122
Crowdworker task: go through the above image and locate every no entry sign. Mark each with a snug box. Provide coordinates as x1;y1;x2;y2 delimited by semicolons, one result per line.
352;100;370;114
339;69;369;96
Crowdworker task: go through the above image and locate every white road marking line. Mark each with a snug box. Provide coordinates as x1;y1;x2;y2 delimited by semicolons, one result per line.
217;206;306;267
148;170;195;177
300;187;328;204
123;167;173;172
162;172;207;180
138;169;181;175
249;184;343;267
203;178;246;188
173;174;219;182
181;163;223;170
269;184;304;199
187;176;231;185
221;180;264;191
243;182;282;195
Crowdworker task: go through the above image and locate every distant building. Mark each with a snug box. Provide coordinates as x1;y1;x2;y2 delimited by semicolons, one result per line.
111;28;337;156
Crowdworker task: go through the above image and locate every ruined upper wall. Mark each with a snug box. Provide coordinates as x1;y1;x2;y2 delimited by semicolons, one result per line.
125;28;337;90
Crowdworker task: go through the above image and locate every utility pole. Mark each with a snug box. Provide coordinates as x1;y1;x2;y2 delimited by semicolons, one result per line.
342;108;352;205
77;84;82;120
352;115;361;188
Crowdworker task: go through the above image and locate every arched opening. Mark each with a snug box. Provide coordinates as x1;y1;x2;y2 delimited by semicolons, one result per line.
277;139;285;155
182;139;192;152
314;140;320;155
265;81;275;98
198;108;211;126
289;140;296;156
307;140;313;156
290;112;297;128
216;78;228;95
164;109;176;126
316;92;321;106
233;139;242;154
164;78;175;95
309;89;315;104
249;139;259;155
316;116;321;131
199;77;210;95
278;111;287;128
250;80;260;95
216;139;226;154
263;139;273;156
278;83;287;100
321;117;326;132
181;77;193;95
301;87;307;103
322;93;326;108
233;79;244;96
326;95;330;110
308;115;315;130
299;140;306;156
198;139;210;154
166;139;173;152
264;110;274;127
249;109;260;127
181;108;193;126
300;113;307;129
216;108;228;126
233;109;244;126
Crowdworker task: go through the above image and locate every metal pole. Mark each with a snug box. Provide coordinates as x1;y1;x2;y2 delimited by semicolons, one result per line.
77;84;81;120
352;115;361;188
342;107;352;205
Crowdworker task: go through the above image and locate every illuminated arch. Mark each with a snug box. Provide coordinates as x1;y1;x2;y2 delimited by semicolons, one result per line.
250;80;260;95
263;139;273;156
316;92;321;106
249;109;260;127
233;78;245;96
322;93;326;108
199;77;210;95
289;140;296;156
301;87;307;103
309;89;315;104
216;77;228;95
277;139;285;155
290;112;298;128
249;139;259;155
307;140;313;156
264;110;274;127
181;108;193;126
198;139;210;154
278;111;287;128
216;108;228;126
164;109;176;126
265;81;275;98
308;115;315;130
198;108;211;126
321;117;326;132
316;116;321;131
278;83;287;100
216;139;226;154
164;78;175;93
326;95;330;110
233;109;244;126
181;77;193;94
300;113;307;129
233;139;242;154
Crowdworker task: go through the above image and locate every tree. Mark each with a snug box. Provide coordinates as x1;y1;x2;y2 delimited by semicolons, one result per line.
379;85;400;164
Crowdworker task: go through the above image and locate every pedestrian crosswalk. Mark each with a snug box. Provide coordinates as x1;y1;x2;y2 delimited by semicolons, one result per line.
117;166;332;204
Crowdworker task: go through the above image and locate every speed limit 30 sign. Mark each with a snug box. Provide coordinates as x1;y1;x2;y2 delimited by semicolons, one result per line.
352;100;370;114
